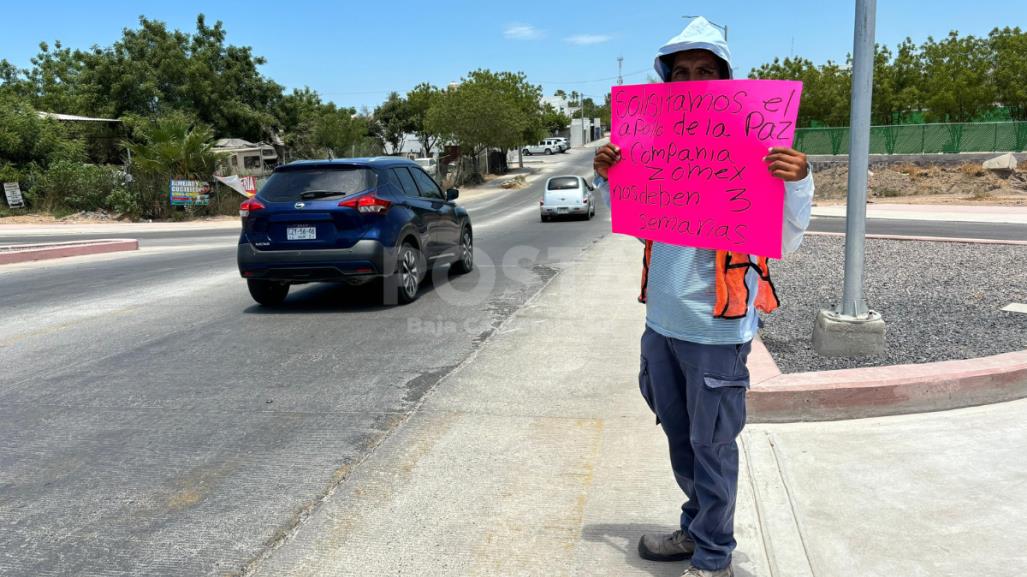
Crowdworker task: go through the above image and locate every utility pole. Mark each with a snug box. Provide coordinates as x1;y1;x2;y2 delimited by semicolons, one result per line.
813;0;886;357
580;94;588;145
617;56;624;85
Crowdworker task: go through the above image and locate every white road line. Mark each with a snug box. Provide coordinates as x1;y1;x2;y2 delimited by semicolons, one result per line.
1001;303;1027;314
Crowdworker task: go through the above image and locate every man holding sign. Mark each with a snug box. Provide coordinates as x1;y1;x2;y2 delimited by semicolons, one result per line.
593;17;814;577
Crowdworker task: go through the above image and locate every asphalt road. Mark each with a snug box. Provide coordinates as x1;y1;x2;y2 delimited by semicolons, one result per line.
0;149;608;577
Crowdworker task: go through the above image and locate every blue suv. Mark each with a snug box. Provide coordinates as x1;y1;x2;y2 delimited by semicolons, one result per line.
237;158;473;306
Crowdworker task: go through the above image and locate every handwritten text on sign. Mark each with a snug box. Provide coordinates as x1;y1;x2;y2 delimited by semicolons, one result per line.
608;80;803;258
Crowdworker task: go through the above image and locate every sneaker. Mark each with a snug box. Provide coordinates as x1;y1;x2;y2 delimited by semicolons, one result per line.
681;565;734;577
637;529;696;562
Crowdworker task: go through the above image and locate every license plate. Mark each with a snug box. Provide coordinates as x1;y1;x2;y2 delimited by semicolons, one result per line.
557;207;569;213
287;226;316;240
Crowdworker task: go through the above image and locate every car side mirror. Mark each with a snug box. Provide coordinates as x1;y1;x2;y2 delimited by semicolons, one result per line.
446;188;459;201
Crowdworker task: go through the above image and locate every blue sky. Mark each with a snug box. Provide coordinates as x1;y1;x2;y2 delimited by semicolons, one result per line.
3;0;1025;110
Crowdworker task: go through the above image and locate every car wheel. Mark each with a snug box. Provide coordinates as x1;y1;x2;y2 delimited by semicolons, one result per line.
389;242;423;305
522;149;531;156
541;214;549;222
247;279;289;306
545;148;552;155
451;226;474;275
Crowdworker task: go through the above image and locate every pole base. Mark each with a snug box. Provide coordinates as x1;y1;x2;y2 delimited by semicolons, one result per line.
812;309;886;357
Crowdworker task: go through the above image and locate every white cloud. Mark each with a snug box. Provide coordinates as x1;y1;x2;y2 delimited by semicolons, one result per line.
565;34;612;46
504;23;542;40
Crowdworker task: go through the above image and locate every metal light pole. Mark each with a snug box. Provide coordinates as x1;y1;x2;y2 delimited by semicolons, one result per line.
841;0;874;317
812;0;886;356
582;95;587;144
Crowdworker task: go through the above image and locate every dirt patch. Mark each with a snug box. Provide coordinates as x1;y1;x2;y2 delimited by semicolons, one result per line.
500;175;528;189
811;162;1027;205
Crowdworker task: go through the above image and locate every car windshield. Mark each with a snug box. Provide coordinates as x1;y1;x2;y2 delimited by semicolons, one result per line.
259;168;376;202
547;177;579;190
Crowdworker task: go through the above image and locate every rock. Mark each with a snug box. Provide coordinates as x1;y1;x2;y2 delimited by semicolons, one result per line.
982;153;1018;173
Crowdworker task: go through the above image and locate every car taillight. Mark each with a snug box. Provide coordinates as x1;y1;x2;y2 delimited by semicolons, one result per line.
341;194;391;214
240;198;265;217
539;200;544;206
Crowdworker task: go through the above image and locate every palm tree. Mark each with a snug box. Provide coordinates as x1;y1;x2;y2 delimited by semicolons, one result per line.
124;115;221;179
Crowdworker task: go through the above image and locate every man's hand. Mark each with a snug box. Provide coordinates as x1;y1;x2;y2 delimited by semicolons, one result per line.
763;147;809;182
593;143;621;179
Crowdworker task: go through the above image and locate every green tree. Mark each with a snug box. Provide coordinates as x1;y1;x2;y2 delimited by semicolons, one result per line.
24;40;87;114
373;91;413;154
123;113;220;178
22;15;282;141
541;103;571;134
0;59;22;92
426;70;533;177
0;92;84;168
750;57;850;127
273;87;323;145
990;27;1027;120
287;103;368;159
890;38;924;123
920;31;995;122
406;83;442;155
490;70;545;147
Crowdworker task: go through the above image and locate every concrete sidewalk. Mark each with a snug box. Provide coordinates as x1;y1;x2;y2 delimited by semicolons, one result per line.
247;234;1025;577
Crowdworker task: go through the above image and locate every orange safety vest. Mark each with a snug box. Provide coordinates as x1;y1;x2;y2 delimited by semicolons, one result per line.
637;240;780;319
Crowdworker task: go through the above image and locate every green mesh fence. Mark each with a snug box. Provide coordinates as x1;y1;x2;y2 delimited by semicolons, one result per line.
794;122;1027;155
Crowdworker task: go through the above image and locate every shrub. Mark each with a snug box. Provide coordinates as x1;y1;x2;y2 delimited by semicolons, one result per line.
106;186;141;216
0;163;21;184
30;161;127;212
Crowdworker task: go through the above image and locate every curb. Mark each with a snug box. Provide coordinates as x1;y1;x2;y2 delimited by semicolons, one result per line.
747;348;1027;422
806;231;1027;245
0;239;139;265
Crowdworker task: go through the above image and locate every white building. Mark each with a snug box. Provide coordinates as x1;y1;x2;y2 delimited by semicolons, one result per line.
568;117;604;148
542;96;574;117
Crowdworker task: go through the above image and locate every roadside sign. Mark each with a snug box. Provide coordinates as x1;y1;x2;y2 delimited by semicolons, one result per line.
3;182;25;208
213;175;258;197
169;179;212;206
608;79;803;258
240;176;257;197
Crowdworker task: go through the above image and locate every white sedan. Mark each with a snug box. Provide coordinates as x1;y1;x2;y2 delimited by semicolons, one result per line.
540;176;595;221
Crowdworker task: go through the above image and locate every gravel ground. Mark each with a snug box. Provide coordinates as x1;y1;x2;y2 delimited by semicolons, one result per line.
761;235;1027;373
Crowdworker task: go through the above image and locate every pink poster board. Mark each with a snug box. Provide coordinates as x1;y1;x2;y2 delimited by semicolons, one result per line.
608;80;803;258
